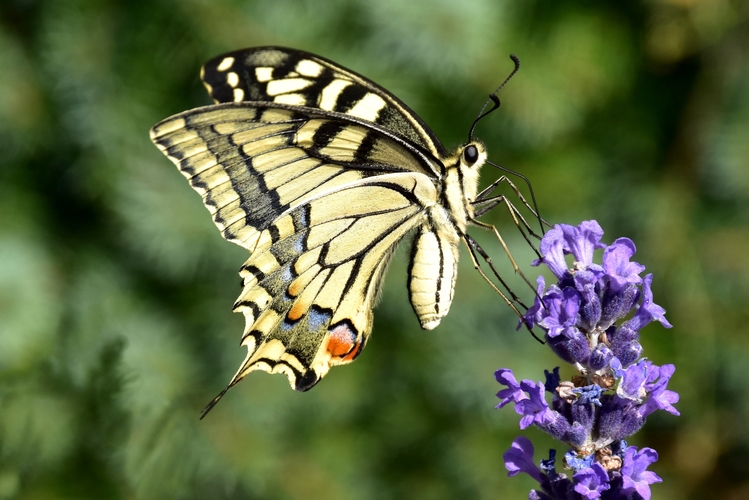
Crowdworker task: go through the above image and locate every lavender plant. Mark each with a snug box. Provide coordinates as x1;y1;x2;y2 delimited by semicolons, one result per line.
496;221;679;500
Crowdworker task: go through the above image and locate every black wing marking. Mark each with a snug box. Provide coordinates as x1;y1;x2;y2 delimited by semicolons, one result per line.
200;46;448;159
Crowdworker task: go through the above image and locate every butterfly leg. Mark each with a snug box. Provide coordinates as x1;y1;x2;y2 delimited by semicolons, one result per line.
463;233;528;309
472;195;542;260
473;192;536;235
474;174;552;235
475;175;510;202
470;217;540;296
462;234;543;343
462;234;526;314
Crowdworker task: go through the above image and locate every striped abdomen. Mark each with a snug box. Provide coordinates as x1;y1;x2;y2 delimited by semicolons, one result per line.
408;224;460;330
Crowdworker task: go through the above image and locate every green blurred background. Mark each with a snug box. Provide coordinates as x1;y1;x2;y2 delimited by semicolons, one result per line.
1;0;748;498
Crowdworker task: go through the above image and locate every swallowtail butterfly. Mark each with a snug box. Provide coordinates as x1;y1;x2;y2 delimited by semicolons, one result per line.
150;47;539;414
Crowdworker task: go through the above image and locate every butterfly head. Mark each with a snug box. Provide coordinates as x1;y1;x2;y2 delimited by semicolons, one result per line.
438;141;487;230
456;140;487;202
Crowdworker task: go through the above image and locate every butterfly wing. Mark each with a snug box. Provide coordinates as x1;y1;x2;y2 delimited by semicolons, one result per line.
150;102;441;397
200;46;448;161
151;101;441;251
230;172;435;392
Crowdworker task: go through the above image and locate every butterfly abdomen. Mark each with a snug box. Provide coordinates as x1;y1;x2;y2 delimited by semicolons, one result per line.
408;219;460;330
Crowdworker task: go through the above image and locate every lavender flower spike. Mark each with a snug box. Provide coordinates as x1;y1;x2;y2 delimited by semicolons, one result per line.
496;220;678;500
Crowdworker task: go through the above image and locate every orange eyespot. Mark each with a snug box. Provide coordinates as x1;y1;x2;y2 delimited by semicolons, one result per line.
326;323;362;361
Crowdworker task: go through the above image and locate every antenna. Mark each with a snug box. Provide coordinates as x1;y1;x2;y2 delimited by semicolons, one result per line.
468;54;521;141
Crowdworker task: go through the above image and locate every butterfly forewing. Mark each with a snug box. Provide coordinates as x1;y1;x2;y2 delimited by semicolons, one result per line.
201;47;448;160
150;102;442;252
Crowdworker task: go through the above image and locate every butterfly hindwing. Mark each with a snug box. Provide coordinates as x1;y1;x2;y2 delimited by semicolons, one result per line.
230;173;437;391
200;46;448;159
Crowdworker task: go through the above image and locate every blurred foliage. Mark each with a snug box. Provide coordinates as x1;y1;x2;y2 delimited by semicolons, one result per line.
1;0;748;498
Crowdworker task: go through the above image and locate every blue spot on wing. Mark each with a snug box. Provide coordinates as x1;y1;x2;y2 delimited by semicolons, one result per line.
282;266;294;283
292;233;305;254
308;308;332;331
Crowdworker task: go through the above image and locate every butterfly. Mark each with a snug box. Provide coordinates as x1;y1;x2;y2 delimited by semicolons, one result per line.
150;47;539;414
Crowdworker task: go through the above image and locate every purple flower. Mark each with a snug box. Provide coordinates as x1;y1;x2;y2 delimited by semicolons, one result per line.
533;221;607;279
610;331;643;367
504;436;543;482
495;370;545;420
516;380;555;429
544;367;561;393
538;287;580;339
572;385;604;406
522;276;547;329
611;358;649;402
495;371;576;439
508;446;580;500
495;368;524;408
534;225;569;278
564;450;594;472
639;364;680;417
546;327;591;366
524;222;671;370
573;463;611;499
603;238;645;292
600;285;640;330
588;344;613;371
628;274;672;330
598;397;646;443
621;447;662;500
577;281;602;332
562;220;606;267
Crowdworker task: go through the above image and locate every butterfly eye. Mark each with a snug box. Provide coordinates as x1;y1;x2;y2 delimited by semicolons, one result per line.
463;145;479;165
